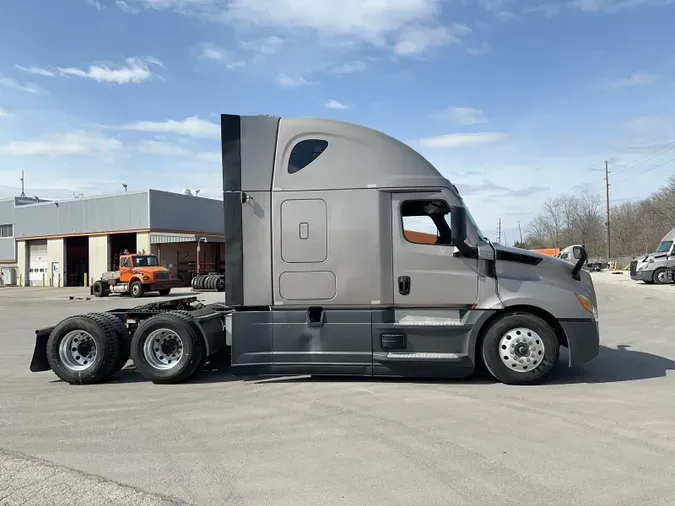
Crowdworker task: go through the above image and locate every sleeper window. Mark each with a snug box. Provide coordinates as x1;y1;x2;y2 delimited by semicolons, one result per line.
288;139;328;174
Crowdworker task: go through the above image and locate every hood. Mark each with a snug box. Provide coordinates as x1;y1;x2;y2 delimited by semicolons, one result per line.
492;243;596;305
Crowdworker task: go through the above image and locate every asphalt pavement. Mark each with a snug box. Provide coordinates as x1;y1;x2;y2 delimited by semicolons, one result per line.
1;275;674;505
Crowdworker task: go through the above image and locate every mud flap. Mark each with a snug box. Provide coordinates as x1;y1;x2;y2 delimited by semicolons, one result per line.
29;328;53;372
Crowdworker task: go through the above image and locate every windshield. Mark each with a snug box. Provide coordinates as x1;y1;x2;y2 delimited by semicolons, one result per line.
464;206;487;241
656;241;673;253
132;255;159;267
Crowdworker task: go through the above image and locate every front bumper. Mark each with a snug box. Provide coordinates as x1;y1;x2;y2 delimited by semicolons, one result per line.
630;269;653;282
560;318;600;367
149;279;184;290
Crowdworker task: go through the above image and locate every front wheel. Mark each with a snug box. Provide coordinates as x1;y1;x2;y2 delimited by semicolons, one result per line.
653;268;669;284
480;313;559;385
130;281;144;298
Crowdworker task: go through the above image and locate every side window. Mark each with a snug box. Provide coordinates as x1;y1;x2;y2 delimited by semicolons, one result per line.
288;139;328;174
400;199;452;246
121;257;130;268
560;253;569;260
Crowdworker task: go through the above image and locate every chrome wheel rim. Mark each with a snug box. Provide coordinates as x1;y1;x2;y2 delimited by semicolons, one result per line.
143;328;183;370
656;270;667;283
498;327;545;373
59;330;97;371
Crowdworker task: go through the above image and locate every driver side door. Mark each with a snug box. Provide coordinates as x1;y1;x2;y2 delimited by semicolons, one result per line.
392;191;479;307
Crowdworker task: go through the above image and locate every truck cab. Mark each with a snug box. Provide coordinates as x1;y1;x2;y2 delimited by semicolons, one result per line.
630;227;675;284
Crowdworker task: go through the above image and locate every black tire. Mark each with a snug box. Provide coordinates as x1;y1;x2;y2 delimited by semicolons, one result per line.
158;289;171;296
207;275;215;290
216;276;225;292
92;280;107;298
96;313;131;375
130;311;207;384
480;312;559;385
653;268;669;284
46;314;121;385
130;281;144;298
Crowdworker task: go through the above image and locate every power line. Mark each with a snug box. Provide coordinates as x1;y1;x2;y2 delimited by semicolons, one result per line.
613;156;675;185
577;139;675;189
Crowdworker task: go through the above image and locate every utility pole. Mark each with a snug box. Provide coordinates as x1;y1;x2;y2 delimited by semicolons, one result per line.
497;218;502;243
605;160;611;260
20;170;26;197
518;221;523;243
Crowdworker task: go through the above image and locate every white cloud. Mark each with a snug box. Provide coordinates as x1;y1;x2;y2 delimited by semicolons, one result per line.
276;73;314;87
198;43;247;69
116;0;140;13
199;43;230;62
0;107;14;118
602;72;659;89
0;76;46;94
136;140;220;160
467;41;490;56
418;132;508;148
16;58;162;84
14;65;56;77
393;24;471;56
238;35;284;55
128;0;462;56
324;99;351;110
328;60;368;74
85;0;103;10
121;115;220;138
0;131;123;157
438;107;487;125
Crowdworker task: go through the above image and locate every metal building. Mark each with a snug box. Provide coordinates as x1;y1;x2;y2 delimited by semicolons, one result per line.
0;190;224;287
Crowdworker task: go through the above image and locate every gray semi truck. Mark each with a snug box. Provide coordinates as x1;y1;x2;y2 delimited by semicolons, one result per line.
29;114;600;386
630;227;675;284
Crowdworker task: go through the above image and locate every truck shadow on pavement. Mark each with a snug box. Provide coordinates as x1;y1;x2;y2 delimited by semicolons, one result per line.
548;344;675;384
66;344;674;386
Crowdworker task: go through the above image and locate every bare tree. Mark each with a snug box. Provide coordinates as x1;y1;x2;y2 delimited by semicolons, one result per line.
522;173;675;259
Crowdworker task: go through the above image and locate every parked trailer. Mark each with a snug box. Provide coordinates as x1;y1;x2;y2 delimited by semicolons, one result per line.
29;113;600;386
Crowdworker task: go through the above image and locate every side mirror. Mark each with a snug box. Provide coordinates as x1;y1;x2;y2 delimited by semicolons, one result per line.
450;206;476;258
451;206;467;246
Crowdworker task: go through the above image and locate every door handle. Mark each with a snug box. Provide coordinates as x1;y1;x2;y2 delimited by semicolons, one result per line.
398;276;410;295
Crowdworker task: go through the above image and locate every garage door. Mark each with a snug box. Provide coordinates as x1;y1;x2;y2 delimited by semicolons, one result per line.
28;240;48;286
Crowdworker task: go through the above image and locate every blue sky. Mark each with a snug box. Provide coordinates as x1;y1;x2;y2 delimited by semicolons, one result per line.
1;0;675;243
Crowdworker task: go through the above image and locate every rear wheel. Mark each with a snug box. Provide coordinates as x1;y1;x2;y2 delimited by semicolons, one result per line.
96;313;131;375
481;313;559;385
46;314;121;384
130;311;206;384
92;280;107;297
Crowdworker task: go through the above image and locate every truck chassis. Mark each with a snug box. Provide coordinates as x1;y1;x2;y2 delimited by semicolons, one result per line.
30;297;231;385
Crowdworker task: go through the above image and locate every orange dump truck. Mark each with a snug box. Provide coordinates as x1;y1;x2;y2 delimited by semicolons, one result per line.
530;248;560;257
